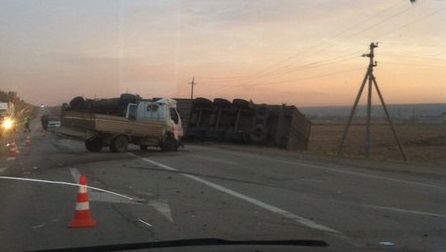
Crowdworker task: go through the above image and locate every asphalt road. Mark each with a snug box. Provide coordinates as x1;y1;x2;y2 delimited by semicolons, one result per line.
0;119;445;251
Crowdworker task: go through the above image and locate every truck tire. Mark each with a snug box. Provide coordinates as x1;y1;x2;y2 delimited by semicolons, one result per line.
140;144;148;151
213;98;231;108
193;97;212;108
70;96;87;111
110;135;129;153
120;93;138;104
255;105;269;120
250;124;268;143
160;132;179;152
232;98;250;109
85;138;103;152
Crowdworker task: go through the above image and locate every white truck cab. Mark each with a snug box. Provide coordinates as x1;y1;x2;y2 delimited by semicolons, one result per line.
126;98;183;142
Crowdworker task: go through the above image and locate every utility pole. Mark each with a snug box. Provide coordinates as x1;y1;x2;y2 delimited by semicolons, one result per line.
189;77;197;100
337;42;407;161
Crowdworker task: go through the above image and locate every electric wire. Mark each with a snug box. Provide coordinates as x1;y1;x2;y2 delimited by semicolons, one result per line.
374;5;446;40
197;0;408;83
182;1;441;100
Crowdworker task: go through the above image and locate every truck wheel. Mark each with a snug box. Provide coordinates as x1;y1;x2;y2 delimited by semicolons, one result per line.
160;133;179;152
255;104;269;120
140;145;148;151
110;135;128;153
213;98;231;108
120;93;139;104
232;98;250;109
250;124;268;143
70;96;87;111
193;97;212;108
85;138;103;152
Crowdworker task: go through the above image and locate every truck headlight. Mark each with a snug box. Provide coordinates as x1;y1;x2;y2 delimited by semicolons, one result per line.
2;118;15;131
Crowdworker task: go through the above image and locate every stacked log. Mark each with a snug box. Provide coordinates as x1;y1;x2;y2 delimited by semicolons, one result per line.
65;93;142;117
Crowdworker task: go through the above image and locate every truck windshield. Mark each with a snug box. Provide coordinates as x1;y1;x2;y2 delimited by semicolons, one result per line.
144;103;165;121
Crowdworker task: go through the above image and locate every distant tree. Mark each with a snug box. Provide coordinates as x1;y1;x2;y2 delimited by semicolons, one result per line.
0;90;8;102
7;91;19;103
0;89;37;117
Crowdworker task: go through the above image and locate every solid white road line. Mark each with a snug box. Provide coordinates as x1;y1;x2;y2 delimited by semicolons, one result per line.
192;146;446;191
128;153;341;234
70;167;173;221
185;146;446;219
0;175;133;200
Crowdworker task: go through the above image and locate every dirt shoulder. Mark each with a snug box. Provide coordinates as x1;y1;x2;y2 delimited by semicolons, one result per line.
190;137;446;179
186;123;445;178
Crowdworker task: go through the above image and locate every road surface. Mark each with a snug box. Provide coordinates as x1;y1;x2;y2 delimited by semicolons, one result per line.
0;119;445;251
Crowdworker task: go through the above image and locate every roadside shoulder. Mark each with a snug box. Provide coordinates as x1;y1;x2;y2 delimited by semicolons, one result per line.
190;142;446;179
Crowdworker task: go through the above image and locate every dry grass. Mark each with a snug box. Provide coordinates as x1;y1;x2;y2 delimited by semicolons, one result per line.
307;123;446;166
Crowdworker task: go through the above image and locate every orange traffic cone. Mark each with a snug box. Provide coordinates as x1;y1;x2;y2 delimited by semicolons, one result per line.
25;135;31;146
8;139;18;158
68;175;96;228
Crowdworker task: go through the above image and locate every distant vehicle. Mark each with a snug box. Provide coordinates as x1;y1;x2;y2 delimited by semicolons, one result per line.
0;102;16;137
56;98;184;152
0;102;8;111
47;116;61;131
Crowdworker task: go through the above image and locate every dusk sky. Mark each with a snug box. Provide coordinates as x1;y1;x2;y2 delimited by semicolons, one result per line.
1;0;445;107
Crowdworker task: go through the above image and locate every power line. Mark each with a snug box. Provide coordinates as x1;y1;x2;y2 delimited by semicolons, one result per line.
199;50;362;86
374;5;446;40
343;2;418;40
196;1;418;90
204;67;364;99
197;0;409;84
238;1;409;81
187;1;440;100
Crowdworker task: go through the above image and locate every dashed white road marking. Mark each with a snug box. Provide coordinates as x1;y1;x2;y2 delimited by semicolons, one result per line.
138;219;153;227
70;168;81;182
189;154;239;166
370;205;446;218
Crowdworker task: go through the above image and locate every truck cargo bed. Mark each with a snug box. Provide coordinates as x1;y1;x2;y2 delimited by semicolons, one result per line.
62;111;166;138
55;126;96;141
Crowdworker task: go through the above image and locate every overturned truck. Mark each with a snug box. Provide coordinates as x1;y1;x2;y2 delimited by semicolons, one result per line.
175;98;311;151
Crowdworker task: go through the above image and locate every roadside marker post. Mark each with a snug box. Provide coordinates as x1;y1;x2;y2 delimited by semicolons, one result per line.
25;135;31;147
8;139;18;159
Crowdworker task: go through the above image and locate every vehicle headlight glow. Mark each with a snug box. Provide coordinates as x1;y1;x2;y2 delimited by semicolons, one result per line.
2;118;15;130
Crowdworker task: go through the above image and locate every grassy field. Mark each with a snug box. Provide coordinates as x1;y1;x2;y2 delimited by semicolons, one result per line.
307;123;446;166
